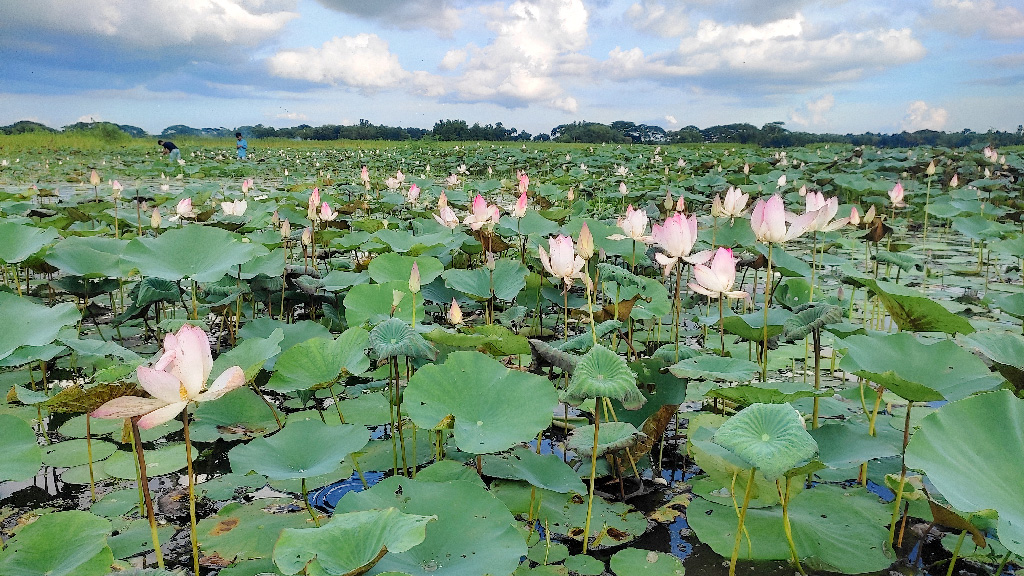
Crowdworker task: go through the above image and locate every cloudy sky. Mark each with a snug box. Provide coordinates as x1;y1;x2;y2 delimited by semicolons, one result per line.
0;0;1021;136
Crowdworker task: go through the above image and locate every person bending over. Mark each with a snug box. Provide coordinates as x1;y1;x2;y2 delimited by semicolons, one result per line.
158;140;181;162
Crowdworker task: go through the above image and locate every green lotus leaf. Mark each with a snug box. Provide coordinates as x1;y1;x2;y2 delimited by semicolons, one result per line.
0;292;81;362
481;448;586;494
566;421;643;457
89;488;142;518
712;402;817;480
609;358;687;429
846;277;974;334
562;344;644;410
809;420;902;469
335;476;525;576
0;221;58;264
773;277;812;309
122;225;263;282
465;323;531;355
44;235;127;278
41;438;116;468
368;252;444;285
720;309;794;341
229;419;369;481
905;390;1024;556
238;318;332;370
565;554;604;576
267;328;369;393
189;387;280;443
873;249;922;273
0;510;112;576
368;317;436;360
707;383;830;407
107;518;175;561
343;281;415;326
838;332;1003;402
442;257;527;301
687;486;894;574
0;414;43;481
952;214;1011;241
274;508;435;576
196;498;312;563
609;548;685;576
103;443;195;480
756;244;811;278
668;354;759;382
959;329;1024;372
405;351;557;454
779;302;843;342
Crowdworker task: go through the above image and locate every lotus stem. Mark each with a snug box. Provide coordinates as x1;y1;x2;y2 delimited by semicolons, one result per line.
761;244;773;382
729;467;757;576
582;396;601;554
182;407;200;576
812;330;821;429
563;289;569;341
301;478;320;527
777;477;805;575
888;402;913;547
718;296;725;356
809;232;817;303
994;548;1014;576
130;417;164;569
945;528;968;576
86;415;96;502
673;261;682;362
923;176;932;242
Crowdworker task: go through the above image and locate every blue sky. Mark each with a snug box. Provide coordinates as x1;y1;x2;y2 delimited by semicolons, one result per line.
0;0;1021;136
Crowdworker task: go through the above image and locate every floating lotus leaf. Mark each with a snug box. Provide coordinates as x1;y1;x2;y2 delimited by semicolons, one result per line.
442;257;527;301
189;387;280;442
565;554;604;576
335;476;525;576
712;402;817;480
687;486;894;574
0;221;58;264
668;354;759;382
44;235;127;278
273;508;435;576
809;420;902;469
481;448;586;494
196;498;311;563
773;277;812;309
561;344;644;410
720;309;794;342
844;277;974;334
368;252;444;285
707;383;830;407
566;421;643;457
609;548;685;576
0;510;113;576
267;328;370;393
779;302;843;342
41;438;116;468
838;332;1003;402
0;414;43;481
368;317;436;360
405;351;557;454
103;443;195;480
0;292;81;362
905;390;1024;556
229;419;369;481
122;225;263;282
107;519;175;561
558;320;623;353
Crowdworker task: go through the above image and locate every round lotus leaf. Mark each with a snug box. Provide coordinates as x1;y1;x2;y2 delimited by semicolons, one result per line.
196;498;312;563
0;292;81;363
44;235;128;278
237;318;332;370
335;476;526;576
354;429;436;473
189;387;280;443
0;510;113;576
268;334;358;393
687;485;894;575
564;554;604;576
108;518;175;560
905;390;1024;556
273;508;435;575
668;354;760;382
90;488;141;517
839;332;1002;402
368;318;436;360
368;252;444;285
210;328;284;384
442;258;528;301
405;351;557;454
566;422;643;458
122;225;264;282
561;344;644;410
229;419;369;480
61;462;112;485
0;414;42;481
103;443;195;480
197;471;269;500
481;448;586;494
41;438;117;468
712;402;817;480
809;420;901;469
0;221;58;264
344;281;418;327
610;548;685;576
526;540;569;565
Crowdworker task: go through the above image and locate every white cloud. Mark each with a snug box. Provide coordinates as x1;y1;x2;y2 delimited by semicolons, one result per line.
275;111;308;121
440;49;468;71
789;93;835;126
930;0;1024;40
624;2;690;37
267;34;413;90
76;114;103;123
664;115;678;125
0;0;299;49
901;100;948;131
313;0;465;36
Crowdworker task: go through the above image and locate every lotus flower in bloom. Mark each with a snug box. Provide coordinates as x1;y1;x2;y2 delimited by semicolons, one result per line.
176;198;196;219
385;176;401;191
609;204;649;242
888;182;905;208
91;325;245;429
463;194;500;231
221;199;247;216
689;247;748;300
434;205;459;229
511;190;528;218
751;195;811;244
445;174;460;188
711;187;748;219
539;235;586;288
802;191;849;233
319;201;338;222
360;165;370;188
396;170;405;183
651;212;711;276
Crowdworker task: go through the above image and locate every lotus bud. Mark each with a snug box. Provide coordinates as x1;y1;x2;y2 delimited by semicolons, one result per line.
949;174;959;187
281;219;291;239
484;252;496;271
438;191;448;210
926;160;936;176
663;190;674;210
110;179;123;199
743;163;750;175
778;174;787;189
984;167;991;178
392;290;405;308
619;182;628;196
675;195;686;213
448;298;463;326
798;185;807;197
301;226;312;246
578;222;594;260
90;169;101;186
567;187;575;202
409;262;421;293
272;210;280;227
849;206;860;226
151;208;161;229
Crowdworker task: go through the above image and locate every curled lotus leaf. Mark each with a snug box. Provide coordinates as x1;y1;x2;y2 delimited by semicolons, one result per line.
566;421;644;457
780;302;843;342
561;344;645;410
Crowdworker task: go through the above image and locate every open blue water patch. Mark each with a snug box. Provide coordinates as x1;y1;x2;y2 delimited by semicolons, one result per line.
309;470;385;512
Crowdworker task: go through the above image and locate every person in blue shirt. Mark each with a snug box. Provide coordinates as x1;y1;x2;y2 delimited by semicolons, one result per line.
235;132;248;159
158;140;181;162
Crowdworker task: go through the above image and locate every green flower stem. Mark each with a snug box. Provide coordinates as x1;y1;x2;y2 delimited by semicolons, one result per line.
729;468;757;576
582;397;601;554
777;477;805;575
130;417;164;569
182;407;200;576
994;548;1014;576
718;296;725;357
945;528;968;576
761;244;773;382
923;176;933;242
86;415;96;502
888;402;913;547
301;478;321;527
812;329;822;429
673;261;682;362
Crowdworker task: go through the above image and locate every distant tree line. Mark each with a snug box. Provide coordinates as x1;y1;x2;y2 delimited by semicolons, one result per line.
3;118;1024;149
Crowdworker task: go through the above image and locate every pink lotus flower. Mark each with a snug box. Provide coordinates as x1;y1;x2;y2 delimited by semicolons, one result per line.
463;194;500;231
888;182;905;208
91;325;245;429
409;262;421;293
577;222;594;260
434;205;459;229
307;188;321;220
651;212;710;276
689;247;748;300
751;195;811;244
849;206;860;226
512;190;528;218
407;183;420;203
438;191;448;210
241;178;253;194
360;165;370;188
539;235;586;288
90;169;101;187
711;187;748;219
319;201;338;221
396;170;405;183
950;173;959;187
518;172;529;195
176;198;196;219
609;204;649;242
802;191;848;232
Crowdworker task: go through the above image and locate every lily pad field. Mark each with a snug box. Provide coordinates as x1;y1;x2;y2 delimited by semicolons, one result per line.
0;135;1023;576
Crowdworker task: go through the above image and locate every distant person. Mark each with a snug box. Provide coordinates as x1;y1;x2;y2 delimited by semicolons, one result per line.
235;132;248;159
158;140;181;162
